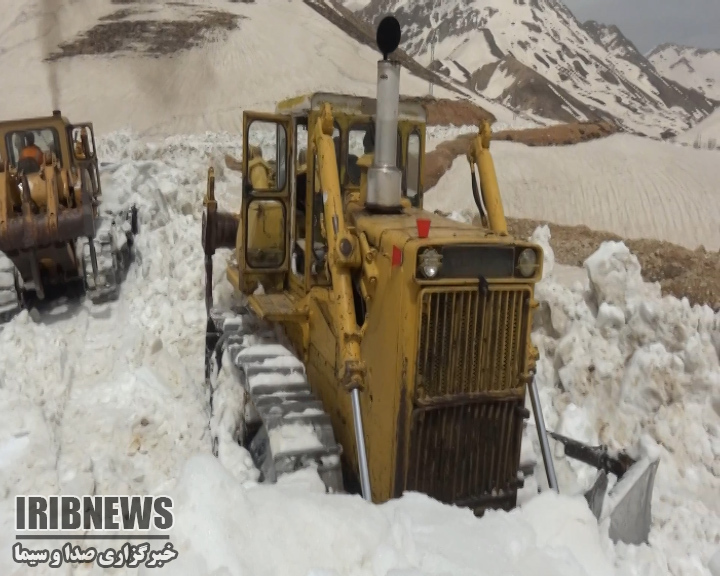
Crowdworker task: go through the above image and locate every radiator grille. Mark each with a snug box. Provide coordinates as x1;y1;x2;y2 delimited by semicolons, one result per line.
416;287;529;398
405;399;524;508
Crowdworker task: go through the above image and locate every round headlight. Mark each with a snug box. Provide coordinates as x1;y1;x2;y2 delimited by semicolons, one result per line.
418;248;442;279
517;248;537;277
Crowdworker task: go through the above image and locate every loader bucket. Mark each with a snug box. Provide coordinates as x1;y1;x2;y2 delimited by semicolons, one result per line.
550;431;660;546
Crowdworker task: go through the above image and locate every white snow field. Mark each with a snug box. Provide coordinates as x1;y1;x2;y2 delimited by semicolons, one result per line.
0;130;718;576
425;133;720;251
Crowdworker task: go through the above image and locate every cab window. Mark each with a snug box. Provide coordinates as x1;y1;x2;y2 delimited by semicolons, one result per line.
346;123;401;186
245;119;288;192
69;126;97;160
5;128;62;169
406;130;421;206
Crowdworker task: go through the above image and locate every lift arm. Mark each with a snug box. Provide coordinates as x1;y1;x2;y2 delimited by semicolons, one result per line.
311;103;365;391
466;120;508;236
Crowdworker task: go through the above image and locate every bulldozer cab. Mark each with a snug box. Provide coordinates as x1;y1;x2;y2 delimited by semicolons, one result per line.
0;112;102;200
242;93;426;292
277;92;425;200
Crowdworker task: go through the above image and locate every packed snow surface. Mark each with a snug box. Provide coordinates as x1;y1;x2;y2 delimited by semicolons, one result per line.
425;133;720;251
0;130;718;575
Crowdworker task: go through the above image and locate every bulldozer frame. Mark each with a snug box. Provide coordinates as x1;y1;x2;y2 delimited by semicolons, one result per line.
202;16;659;546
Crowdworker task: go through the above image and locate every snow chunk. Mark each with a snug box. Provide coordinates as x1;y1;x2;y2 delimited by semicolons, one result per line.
584;241;660;310
269;423;323;455
531;224;554;279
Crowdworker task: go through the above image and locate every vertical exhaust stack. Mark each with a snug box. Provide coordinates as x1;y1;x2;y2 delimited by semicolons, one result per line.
366;16;403;214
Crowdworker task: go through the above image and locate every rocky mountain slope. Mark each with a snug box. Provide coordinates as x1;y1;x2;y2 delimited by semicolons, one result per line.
344;0;715;137
648;44;720;101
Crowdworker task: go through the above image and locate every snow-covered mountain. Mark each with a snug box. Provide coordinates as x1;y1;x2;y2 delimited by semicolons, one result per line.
0;0;512;136
648;44;720;101
346;0;716;137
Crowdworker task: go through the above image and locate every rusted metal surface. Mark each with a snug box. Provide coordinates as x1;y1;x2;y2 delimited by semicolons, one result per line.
214;212;239;250
413;391;524;409
404;284;532;513
404;397;526;513
0;207;93;252
202;209;238;256
416;286;529;398
12;244;76;281
202;164;238;257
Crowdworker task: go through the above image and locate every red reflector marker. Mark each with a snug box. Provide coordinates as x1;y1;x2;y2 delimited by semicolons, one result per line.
416;218;431;238
392;245;402;267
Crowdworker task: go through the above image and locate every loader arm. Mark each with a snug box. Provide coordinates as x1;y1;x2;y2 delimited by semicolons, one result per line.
466;121;508;235
311;103;365;391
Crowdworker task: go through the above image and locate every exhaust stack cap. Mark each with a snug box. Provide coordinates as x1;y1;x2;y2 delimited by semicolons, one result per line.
376;15;401;60
366;16;404;214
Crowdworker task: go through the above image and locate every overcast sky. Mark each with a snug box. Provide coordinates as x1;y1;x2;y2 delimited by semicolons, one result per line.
562;0;720;54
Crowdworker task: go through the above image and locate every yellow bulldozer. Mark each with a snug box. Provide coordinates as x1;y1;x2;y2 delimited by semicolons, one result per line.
202;16;659;545
0;110;138;320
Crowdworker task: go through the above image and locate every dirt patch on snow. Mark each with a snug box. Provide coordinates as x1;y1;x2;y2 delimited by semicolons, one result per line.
424;135;475;191
423;121;616;191
415;97;497;127
46;8;243;60
493;121;617;146
505;217;720;310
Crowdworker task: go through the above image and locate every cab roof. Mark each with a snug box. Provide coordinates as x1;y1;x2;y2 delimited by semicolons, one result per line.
0;110;70;132
275;92;427;123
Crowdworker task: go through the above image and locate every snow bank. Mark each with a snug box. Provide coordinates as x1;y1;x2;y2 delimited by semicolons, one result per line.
0;130;243;575
527;234;720;575
678;108;720;146
145;454;614;576
710;548;720;576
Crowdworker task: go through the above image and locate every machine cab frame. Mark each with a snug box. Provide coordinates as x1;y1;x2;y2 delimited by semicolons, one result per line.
269;92;427;293
240;111;294;281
